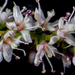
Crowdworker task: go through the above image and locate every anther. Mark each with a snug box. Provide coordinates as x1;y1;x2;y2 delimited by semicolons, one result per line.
39;59;42;62
42;28;45;31
73;6;75;10
15;56;20;60
66;12;71;16
41;70;46;73
23;6;27;10
26;10;31;14
51;70;56;73
36;0;40;2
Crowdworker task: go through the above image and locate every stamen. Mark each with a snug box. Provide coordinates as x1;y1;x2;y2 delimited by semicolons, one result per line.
41;62;46;73
45;53;54;71
13;2;16;6
41;70;46;73
26;10;31;14
39;59;42;62
63;45;71;49
67;56;69;61
9;31;14;36
0;0;8;13
12;53;20;60
12;38;28;45
73;6;75;10
36;0;40;2
21;6;27;13
51;69;56;73
42;28;45;31
68;6;75;23
15;56;20;60
66;12;71;15
61;72;64;75
14;48;26;56
54;50;66;58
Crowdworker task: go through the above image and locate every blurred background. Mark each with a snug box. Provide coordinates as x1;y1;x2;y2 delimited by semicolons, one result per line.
0;0;75;75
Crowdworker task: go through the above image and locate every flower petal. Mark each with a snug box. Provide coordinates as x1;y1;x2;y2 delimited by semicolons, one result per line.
64;34;75;46
34;1;45;21
0;40;3;50
62;57;71;68
6;22;18;30
48;36;60;45
3;43;13;62
47;45;56;57
72;56;75;66
20;30;32;43
45;10;55;23
34;50;45;66
0;12;8;23
0;51;3;62
5;8;12;16
57;29;65;38
13;3;23;24
37;44;44;51
34;51;40;66
39;50;45;61
4;30;15;40
71;15;75;23
58;17;64;29
45;24;56;31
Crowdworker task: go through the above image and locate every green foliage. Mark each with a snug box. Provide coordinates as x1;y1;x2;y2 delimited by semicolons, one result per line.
0;22;6;30
14;31;21;37
73;46;75;53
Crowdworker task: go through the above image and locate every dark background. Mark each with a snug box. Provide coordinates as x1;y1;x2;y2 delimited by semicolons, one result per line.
0;0;75;75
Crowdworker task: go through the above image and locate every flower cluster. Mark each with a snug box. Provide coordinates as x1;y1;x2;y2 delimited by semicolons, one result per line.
1;0;75;74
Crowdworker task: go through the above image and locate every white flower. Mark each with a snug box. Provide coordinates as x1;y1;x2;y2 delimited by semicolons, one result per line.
34;42;65;72
34;0;56;31
49;17;75;46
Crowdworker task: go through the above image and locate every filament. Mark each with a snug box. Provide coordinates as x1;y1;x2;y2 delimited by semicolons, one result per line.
13;47;26;56
45;53;54;70
0;0;8;13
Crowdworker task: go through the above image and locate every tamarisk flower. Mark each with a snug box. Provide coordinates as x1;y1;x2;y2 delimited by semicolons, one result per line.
34;42;65;73
49;16;75;46
33;0;57;31
0;30;26;62
6;2;33;43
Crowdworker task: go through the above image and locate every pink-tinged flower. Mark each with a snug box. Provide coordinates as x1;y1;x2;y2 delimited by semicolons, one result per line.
9;2;33;43
49;17;75;46
34;42;65;73
0;31;26;62
34;0;56;31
